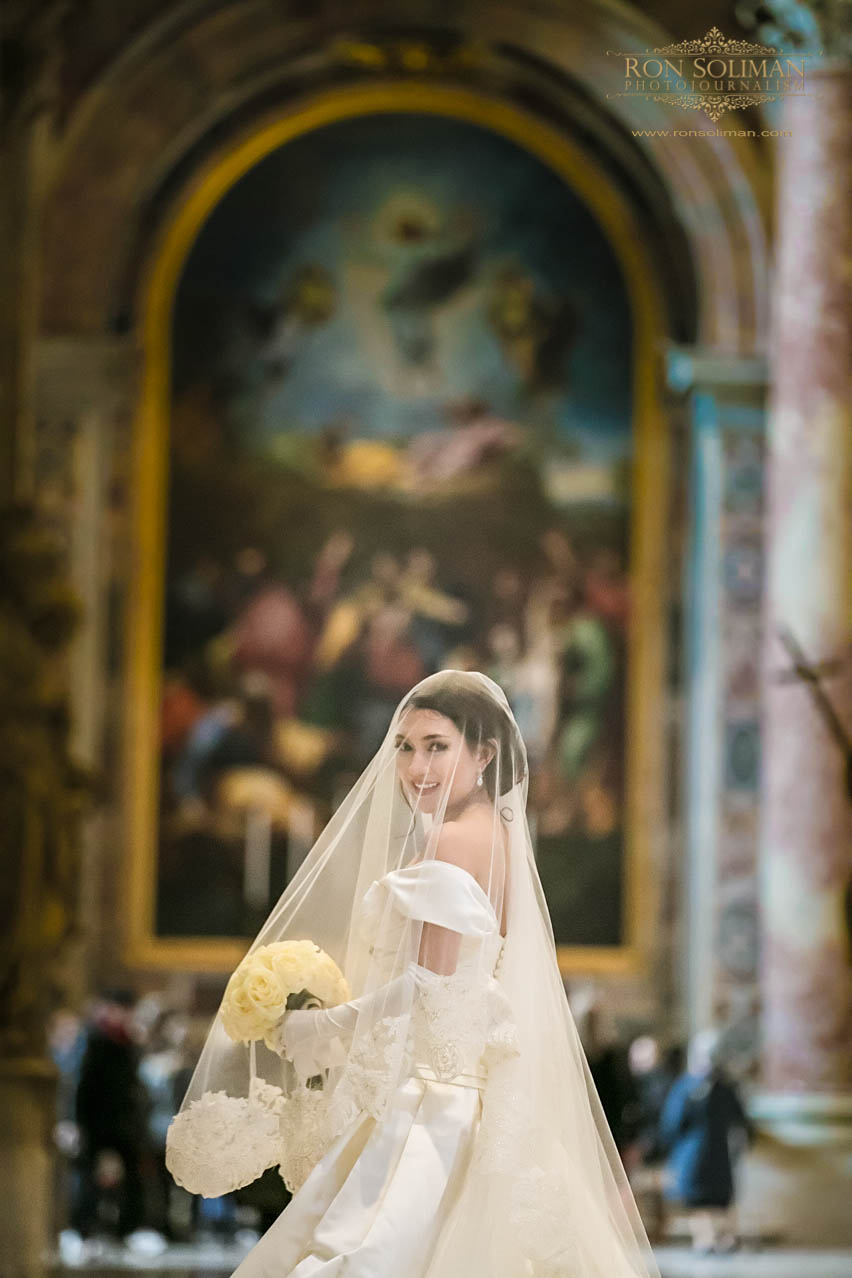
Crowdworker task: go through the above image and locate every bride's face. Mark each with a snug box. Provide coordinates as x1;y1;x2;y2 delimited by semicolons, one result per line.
394;708;484;814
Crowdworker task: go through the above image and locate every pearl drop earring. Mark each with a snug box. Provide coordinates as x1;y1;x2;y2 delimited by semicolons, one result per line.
477;771;484;788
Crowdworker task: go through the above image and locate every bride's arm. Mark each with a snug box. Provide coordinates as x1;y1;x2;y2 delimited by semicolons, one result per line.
417;922;460;975
418;822;494;974
274;966;422;1079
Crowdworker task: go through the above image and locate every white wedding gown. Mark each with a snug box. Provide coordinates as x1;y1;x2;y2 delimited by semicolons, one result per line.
232;860;513;1278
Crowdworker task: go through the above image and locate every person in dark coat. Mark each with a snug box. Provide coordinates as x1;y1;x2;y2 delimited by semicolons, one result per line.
628;1035;679;1166
71;991;148;1241
623;1035;680;1241
572;990;638;1157
659;1029;750;1253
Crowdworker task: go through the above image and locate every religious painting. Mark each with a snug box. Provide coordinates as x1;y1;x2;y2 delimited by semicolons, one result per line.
129;95;660;972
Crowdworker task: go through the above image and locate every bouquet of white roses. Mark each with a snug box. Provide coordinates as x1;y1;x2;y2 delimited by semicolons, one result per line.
220;939;350;1050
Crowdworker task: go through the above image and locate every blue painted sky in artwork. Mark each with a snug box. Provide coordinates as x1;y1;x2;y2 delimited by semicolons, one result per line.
174;113;633;461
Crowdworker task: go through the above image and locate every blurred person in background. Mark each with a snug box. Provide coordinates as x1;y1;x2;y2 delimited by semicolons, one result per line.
48;1008;87;1238
571;986;638;1160
138;1005;193;1243
70;991;147;1246
625;1035;680;1241
659;1029;751;1254
628;1035;679;1167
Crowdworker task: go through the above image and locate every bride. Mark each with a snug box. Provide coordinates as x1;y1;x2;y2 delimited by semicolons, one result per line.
167;670;659;1277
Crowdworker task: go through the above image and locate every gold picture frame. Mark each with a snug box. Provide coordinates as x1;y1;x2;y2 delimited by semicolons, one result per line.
126;82;668;975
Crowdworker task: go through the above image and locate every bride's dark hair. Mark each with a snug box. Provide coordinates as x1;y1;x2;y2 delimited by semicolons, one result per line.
402;675;526;798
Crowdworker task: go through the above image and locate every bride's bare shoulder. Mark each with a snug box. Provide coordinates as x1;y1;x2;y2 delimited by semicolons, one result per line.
432;811;498;883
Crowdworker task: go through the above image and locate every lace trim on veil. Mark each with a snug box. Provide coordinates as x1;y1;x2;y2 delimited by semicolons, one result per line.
165;1077;286;1198
475;1059;612;1278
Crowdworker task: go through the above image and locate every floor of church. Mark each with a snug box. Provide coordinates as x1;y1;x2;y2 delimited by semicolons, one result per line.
48;1243;852;1277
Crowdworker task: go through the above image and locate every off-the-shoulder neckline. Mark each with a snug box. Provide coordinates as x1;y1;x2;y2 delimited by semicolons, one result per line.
379;859;499;924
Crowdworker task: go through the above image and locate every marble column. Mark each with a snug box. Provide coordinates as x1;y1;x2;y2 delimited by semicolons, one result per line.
757;68;852;1143
667;349;767;1076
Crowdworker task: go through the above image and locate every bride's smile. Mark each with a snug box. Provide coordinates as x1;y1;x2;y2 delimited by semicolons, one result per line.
394;708;492;814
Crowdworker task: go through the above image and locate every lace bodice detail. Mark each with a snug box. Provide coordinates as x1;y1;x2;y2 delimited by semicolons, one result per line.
406;940;515;1078
358;862;514;1080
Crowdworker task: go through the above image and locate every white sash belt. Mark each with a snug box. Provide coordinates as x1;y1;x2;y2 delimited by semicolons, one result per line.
412;1064;487;1091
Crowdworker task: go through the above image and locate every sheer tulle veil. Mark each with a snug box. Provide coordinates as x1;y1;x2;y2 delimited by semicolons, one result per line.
166;670;659;1278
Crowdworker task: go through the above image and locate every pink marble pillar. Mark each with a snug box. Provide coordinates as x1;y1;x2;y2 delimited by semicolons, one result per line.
760;69;852;1132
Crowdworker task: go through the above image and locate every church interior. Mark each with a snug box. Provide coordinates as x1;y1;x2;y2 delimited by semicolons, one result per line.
1;0;850;1275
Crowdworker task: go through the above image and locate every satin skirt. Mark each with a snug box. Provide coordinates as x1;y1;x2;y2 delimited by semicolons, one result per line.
231;1073;482;1277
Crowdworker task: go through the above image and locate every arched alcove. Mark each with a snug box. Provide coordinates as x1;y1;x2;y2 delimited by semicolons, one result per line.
33;0;770;1020
39;1;768;350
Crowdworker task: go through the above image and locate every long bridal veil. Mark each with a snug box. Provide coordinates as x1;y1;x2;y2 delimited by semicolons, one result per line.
166;670;659;1278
